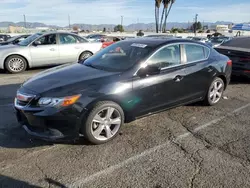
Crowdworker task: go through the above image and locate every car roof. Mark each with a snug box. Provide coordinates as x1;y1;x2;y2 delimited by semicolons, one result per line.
220;36;250;48
120;38;209;48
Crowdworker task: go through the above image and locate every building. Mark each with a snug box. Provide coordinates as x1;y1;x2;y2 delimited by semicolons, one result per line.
8;26;25;33
216;25;229;32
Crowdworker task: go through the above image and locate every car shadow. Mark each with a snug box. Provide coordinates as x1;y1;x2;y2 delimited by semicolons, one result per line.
0;175;68;188
230;75;250;85
0;65;56;75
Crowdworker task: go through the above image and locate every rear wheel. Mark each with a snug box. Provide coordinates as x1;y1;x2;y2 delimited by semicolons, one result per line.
79;51;93;60
204;77;224;106
81;101;124;144
5;55;27;73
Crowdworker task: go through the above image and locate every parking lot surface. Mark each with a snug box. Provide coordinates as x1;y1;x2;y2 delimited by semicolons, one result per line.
0;68;250;188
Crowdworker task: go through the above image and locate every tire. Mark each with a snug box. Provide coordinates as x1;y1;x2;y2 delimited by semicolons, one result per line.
204;77;225;106
82;101;124;145
79;51;93;60
5;55;27;73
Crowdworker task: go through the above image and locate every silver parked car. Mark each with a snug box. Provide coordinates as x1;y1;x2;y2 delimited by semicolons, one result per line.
0;32;102;73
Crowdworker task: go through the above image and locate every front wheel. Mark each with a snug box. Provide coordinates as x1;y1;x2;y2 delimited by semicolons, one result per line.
81;101;124;144
5;55;27;73
204;77;225;106
79;51;93;60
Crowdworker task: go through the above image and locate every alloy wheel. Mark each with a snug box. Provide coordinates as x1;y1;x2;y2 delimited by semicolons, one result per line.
209;79;224;104
91;107;122;141
8;58;25;72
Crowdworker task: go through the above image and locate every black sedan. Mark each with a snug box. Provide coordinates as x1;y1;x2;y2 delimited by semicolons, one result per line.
215;37;250;79
14;38;232;144
0;34;30;45
0;34;11;42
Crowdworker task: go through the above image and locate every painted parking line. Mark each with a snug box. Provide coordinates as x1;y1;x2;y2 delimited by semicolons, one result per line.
70;102;250;187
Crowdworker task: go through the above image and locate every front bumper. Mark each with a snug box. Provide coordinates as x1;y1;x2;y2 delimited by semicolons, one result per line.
15;104;87;141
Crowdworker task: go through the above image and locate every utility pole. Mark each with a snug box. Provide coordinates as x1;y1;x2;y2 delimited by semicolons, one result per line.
121;16;123;26
68;14;71;30
120;16;123;32
23;14;27;28
194;14;198;36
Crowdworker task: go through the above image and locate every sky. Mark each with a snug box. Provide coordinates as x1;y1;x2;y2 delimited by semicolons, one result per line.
0;0;250;26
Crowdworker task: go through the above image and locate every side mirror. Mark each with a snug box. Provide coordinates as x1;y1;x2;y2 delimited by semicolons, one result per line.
33;40;41;46
137;65;160;77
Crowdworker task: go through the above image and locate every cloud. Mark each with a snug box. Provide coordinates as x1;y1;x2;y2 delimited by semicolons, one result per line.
173;3;250;23
0;0;249;26
0;0;151;26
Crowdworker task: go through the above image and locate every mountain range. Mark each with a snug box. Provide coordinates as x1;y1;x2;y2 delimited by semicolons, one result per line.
0;21;234;31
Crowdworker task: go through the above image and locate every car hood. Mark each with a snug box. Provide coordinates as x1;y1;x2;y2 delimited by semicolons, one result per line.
22;63;120;97
0;44;21;50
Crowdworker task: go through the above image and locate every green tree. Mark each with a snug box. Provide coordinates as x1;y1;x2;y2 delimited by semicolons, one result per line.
191;21;202;31
114;25;124;32
103;27;106;32
155;0;162;33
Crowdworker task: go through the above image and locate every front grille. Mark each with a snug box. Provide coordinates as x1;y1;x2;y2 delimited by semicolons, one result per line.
16;99;29;107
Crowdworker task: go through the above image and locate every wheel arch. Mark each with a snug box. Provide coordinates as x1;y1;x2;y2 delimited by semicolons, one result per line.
84;96;133;123
78;50;94;60
4;54;30;69
216;74;227;90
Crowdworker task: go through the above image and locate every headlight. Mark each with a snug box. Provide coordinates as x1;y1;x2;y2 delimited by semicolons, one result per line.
38;94;81;107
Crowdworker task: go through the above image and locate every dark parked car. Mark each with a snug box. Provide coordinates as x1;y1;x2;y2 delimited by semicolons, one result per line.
0;34;11;42
14;38;232;144
86;34;106;42
208;36;232;48
0;34;30;45
215;36;250;79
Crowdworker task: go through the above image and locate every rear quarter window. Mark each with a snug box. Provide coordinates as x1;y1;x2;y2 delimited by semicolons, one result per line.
184;44;210;63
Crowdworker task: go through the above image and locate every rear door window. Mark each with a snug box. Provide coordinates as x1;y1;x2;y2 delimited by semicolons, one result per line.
184;44;209;63
59;34;77;44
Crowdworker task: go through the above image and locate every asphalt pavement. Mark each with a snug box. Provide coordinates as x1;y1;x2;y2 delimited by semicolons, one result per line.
0;68;250;188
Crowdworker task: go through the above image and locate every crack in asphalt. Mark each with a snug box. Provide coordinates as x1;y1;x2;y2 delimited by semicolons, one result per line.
167;111;250;171
167;130;204;188
34;153;50;188
189;150;204;188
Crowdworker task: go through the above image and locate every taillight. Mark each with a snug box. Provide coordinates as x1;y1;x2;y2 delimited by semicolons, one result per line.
227;60;232;66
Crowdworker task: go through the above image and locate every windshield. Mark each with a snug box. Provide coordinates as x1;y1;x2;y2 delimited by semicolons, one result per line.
6;36;19;42
210;38;225;44
18;33;42;46
83;41;152;72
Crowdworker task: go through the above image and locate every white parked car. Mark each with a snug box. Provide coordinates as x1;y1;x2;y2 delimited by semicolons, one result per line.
0;32;102;73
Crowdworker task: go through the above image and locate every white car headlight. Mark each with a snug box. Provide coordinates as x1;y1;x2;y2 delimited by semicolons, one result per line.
38;97;62;106
38;94;81;107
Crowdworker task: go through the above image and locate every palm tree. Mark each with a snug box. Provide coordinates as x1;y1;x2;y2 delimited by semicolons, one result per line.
155;0;162;33
160;0;170;32
162;0;175;32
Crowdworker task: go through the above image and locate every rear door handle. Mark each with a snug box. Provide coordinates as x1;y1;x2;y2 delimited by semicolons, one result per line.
50;48;55;51
173;75;183;82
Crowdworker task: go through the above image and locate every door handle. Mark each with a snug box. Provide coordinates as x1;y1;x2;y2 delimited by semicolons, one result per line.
173;75;183;82
50;48;55;51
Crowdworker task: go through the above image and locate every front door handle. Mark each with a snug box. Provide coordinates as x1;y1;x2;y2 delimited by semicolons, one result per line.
50;48;55;51
173;75;183;82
